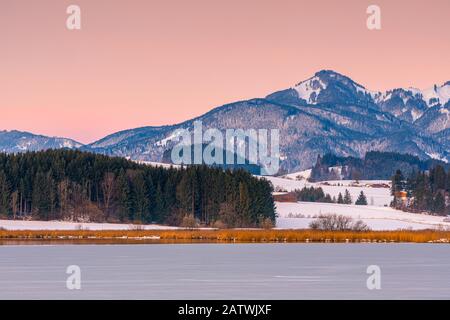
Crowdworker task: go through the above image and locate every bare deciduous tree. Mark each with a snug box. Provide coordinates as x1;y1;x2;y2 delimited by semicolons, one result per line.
309;214;370;231
58;179;69;219
101;172;116;220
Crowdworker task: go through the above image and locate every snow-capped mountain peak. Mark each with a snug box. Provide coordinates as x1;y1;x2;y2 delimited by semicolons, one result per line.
0;130;83;153
293;73;327;104
1;70;449;172
293;71;449;110
376;82;450;108
421;82;450;107
293;70;377;105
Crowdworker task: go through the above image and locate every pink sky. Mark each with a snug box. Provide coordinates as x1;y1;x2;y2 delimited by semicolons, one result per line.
1;0;449;144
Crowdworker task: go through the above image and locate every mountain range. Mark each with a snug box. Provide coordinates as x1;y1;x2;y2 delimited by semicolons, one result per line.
2;70;449;173
0;130;82;153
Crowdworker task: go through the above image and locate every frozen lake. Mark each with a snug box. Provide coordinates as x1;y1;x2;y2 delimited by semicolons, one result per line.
1;244;449;299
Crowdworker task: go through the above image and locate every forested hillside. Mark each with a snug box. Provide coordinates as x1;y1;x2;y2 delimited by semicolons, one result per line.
310;151;450;181
0;150;275;227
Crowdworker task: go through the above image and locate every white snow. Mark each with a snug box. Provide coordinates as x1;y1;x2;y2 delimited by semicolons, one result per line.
375;91;392;103
262;176;392;206
293;76;327;104
1;203;447;232
60;139;81;149
375;84;450;108
425;152;448;163
155;131;182;147
292;76;449;108
282;169;312;181
275;201;450;231
0;220;179;231
411;109;422;121
62;141;73;148
421;84;450;106
263;175;441;230
328;166;344;179
355;84;379;99
407;83;450;107
135;160;181;169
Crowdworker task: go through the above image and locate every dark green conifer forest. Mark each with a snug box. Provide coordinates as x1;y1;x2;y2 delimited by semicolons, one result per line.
0;150;275;227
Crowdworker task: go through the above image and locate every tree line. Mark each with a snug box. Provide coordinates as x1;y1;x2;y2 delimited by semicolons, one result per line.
392;166;450;215
310;152;449;182
293;187;367;205
0;150;275;227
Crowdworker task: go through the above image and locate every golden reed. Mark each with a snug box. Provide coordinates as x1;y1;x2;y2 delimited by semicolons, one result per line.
1;229;450;243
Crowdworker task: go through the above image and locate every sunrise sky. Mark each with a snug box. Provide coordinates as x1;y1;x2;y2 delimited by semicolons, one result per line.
1;0;449;143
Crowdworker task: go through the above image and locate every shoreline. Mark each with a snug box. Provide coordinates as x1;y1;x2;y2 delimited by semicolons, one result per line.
1;229;450;244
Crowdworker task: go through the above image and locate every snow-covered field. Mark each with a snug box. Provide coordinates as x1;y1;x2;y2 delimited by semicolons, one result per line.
264;176;392;206
275;201;450;231
281;169;312;181
0;220;178;231
1;205;448;231
266;174;450;230
1;174;446;231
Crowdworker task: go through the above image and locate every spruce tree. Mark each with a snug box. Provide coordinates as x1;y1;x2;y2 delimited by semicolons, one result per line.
391;169;405;195
238;182;251;226
433;192;446;215
153;184;165;223
0;171;10;217
343;189;352;204
355;191;368;205
116;170;132;222
337;192;344;204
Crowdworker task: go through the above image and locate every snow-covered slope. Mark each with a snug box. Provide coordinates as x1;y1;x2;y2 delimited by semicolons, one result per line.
275;202;450;231
282;169;312;181
0;130;83;153
1;202;447;231
268;175;449;231
84;70;450;171
135;160;181;169
418;83;450;107
263;176;392;206
2;70;449;171
293;70;376;105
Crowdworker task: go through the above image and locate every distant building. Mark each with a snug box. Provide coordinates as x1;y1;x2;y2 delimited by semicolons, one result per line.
273;192;297;203
394;191;408;208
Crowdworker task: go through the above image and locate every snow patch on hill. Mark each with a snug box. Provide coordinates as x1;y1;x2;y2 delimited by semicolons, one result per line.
282;169;312;181
425;152;449;163
275;202;450;231
264;175;445;230
294;76;327;104
263;176;392;207
135;160;181;169
421;84;450;106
